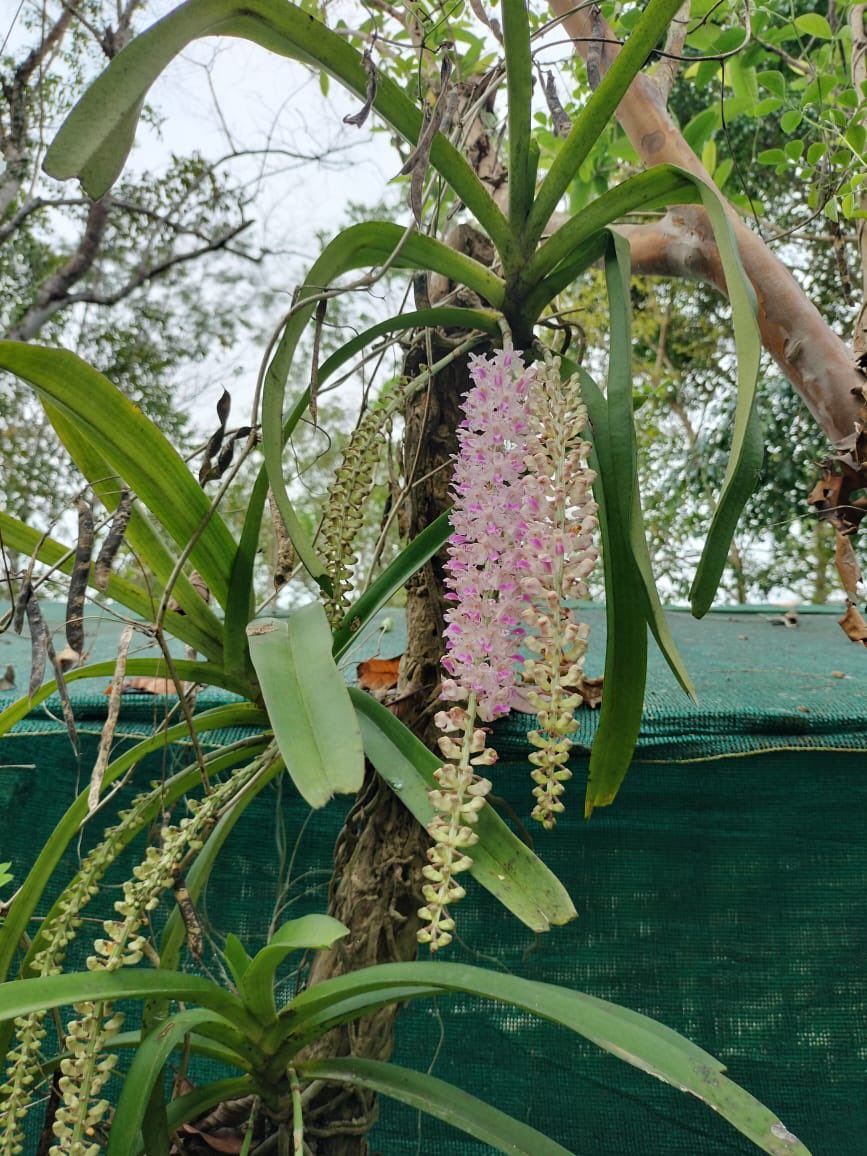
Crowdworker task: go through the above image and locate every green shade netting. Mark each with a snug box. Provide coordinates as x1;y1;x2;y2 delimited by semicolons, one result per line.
0;604;865;1153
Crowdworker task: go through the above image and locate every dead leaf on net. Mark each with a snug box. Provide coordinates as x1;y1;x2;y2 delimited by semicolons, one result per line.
110;676;181;696
357;656;402;695
838;602;867;645
767;610;799;628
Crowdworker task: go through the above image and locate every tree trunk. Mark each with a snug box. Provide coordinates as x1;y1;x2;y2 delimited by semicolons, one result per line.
297;342;475;1154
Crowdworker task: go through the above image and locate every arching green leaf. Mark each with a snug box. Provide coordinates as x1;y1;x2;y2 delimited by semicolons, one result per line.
43;0;511;257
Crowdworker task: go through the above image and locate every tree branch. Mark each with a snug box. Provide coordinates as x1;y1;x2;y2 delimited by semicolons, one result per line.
6;195;111;340
548;0;864;455
57;221;252;308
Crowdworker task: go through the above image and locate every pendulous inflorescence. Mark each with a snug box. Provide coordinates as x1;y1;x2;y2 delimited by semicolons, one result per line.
418;344;598;949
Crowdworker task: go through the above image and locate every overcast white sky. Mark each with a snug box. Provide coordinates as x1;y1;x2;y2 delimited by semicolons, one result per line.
1;0;402;429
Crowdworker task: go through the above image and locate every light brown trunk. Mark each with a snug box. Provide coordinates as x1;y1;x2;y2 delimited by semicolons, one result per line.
549;0;864;454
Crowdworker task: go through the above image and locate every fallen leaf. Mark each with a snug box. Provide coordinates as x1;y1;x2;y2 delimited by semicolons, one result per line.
831;671;848;679
767;610;799;628
110;677;185;696
357;656;401;694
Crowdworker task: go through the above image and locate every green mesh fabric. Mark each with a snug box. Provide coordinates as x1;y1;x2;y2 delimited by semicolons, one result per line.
1;604;865;1154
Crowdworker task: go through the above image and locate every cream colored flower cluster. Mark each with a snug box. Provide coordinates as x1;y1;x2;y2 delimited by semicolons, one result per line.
418;348;598;948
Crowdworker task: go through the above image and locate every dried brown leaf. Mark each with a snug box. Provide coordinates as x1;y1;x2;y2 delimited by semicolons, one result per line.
344;48;377;127
66;499;94;655
577;674;604;709
89;623;134;813
838;601;867;644
357;655;402;695
835;530;862;598
94;489;132;592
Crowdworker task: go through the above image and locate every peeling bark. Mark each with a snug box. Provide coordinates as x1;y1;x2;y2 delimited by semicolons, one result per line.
549;0;865;455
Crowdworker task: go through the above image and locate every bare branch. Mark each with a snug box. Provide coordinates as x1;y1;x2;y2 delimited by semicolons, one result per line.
655;0;691;102
0;195;88;243
6;195;110;339
59;220;253;309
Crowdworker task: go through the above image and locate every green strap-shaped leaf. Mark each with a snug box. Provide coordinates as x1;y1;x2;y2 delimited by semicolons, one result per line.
501;0;534;242
246;607;364;808
108;1008;246;1156
317;307;502;386
350;688;576;932
0;342;238;614
578;239;647;817
240;915;348;1024
525;165;699;296
0;660;253;741
689;183;763;617
223;935;253;986
0;969;257;1035
296;1058;574;1156
526;0;687;246
43;0;511;258
289;962;811;1156
627;478;697;701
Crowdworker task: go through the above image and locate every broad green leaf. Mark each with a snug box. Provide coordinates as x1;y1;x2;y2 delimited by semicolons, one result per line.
108;1008;246;1156
289;962;811;1156
240;915;349;1023
246;607;364;808
350;688;577;931
526;0;688;247
332;511;452;660
43;0;511;259
794;13;832;39
0;343;238;612
296;1058;574;1156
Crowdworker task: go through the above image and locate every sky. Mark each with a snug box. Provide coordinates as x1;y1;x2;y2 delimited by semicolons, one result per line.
1;0;401;430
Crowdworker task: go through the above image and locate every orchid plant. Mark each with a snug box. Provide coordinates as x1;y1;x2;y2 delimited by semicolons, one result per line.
0;0;806;1152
